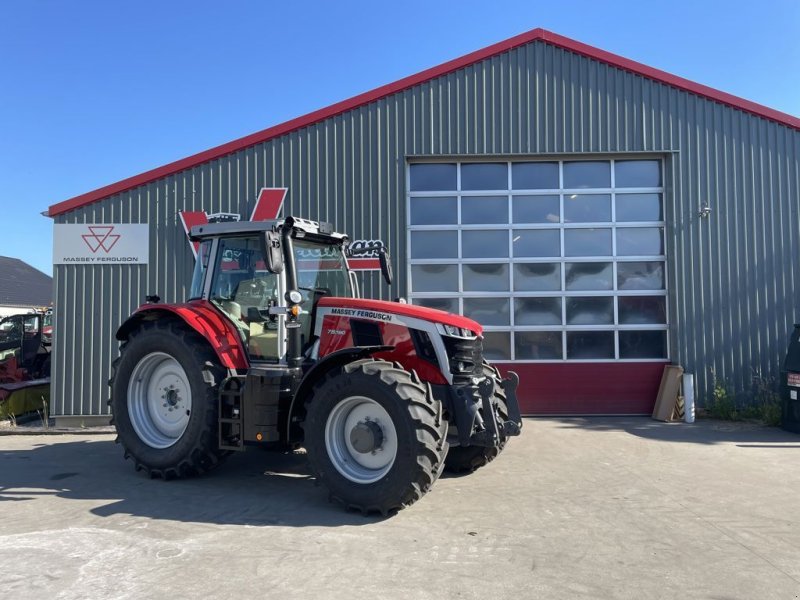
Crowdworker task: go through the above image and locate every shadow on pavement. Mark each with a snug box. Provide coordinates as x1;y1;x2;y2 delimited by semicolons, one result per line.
543;416;800;445
0;438;388;527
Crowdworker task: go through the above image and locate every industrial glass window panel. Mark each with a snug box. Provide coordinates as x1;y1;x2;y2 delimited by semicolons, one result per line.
410;231;458;259
617;261;665;290
514;297;562;325
512;162;559;189
563;161;611;189
415;297;459;313
410;196;458;225
564;228;612;257
410;163;457;191
512;195;560;224
512;230;560;257
463;263;509;292
407;158;667;362
482;332;512;361
515;331;563;360
513;263;561;291
615;160;661;188
564;194;611;223
618;296;667;324
463;297;510;326
461;195;509;224
565;262;613;291
567;331;615;359
615;194;662;222
616;227;663;256
566;296;614;325
462;230;509;258
410;264;459;292
461;163;508;190
619;330;667;359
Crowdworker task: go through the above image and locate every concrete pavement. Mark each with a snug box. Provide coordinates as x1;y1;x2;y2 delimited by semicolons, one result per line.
1;418;799;600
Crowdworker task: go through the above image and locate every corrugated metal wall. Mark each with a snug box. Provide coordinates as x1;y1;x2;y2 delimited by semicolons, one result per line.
52;40;800;418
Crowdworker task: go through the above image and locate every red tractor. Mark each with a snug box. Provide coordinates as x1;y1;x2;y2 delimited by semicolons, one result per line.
0;310;51;419
110;216;521;513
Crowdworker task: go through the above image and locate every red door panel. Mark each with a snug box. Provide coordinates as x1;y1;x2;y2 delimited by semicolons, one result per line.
491;362;668;415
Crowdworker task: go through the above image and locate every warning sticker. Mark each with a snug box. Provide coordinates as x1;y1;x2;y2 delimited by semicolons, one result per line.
788;372;800;387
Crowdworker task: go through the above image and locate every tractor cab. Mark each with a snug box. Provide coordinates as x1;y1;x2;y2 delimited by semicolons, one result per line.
0;312;50;381
188;217;360;364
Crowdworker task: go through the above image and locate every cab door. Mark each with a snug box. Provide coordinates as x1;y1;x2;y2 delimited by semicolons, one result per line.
206;236;286;363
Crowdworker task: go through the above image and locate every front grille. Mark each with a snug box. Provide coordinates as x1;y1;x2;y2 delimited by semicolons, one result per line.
442;335;484;385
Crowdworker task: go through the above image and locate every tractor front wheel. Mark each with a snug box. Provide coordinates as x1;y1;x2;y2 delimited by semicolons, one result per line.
303;359;448;515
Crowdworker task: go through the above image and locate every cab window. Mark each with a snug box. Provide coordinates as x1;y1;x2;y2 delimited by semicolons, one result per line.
0;316;23;352
209;236;280;362
189;240;212;299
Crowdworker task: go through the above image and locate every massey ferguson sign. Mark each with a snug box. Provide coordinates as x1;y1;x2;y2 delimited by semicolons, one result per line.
53;224;149;264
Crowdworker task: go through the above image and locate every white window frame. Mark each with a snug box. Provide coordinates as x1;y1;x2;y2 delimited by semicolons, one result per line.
406;158;669;363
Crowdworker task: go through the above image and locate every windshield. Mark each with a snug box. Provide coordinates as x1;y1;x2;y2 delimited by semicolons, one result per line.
292;238;353;300
292;237;352;351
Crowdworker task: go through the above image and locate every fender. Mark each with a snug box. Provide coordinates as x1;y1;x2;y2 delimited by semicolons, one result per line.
115;300;248;370
285;345;393;442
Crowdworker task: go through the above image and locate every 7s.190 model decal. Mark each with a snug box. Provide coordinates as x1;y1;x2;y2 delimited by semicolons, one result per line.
178;188;382;270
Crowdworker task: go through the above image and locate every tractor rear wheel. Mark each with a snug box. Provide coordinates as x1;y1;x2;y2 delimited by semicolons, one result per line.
444;363;509;473
303;359;448;515
109;320;227;479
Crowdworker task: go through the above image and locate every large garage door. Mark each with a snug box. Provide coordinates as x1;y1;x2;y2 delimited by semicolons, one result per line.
407;159;668;414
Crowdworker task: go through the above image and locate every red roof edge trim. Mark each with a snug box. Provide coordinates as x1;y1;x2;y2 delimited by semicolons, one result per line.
48;27;800;217
537;30;800;131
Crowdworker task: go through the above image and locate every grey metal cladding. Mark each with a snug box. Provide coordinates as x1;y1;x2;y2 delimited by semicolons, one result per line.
52;39;800;417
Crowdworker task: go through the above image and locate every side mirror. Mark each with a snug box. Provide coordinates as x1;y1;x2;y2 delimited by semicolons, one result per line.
378;247;393;286
263;231;284;273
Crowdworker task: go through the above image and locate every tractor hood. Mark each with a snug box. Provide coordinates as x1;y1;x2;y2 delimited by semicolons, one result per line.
317;297;483;335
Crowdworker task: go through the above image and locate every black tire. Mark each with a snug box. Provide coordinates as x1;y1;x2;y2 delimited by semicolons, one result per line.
109;320;227;479
444;363;509;474
302;359;448;515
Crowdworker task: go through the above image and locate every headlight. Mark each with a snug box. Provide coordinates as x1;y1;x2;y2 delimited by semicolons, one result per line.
444;324;461;336
438;324;474;338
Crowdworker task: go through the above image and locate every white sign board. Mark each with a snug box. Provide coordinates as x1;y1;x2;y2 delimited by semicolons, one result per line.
53;224;149;265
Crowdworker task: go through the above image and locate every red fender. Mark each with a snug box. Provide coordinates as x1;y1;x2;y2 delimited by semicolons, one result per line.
116;300;248;370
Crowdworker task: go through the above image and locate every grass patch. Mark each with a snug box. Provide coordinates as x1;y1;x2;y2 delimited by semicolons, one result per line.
706;370;782;426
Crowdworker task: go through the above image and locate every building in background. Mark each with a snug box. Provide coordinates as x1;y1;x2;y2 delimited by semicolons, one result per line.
0;256;52;317
46;28;800;425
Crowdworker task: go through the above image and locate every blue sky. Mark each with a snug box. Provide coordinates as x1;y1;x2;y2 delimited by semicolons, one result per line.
1;0;798;275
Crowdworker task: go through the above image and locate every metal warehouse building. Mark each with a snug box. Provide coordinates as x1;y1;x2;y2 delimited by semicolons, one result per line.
47;28;800;425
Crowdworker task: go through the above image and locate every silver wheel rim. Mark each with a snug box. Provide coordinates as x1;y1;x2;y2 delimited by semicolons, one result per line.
127;352;192;449
324;396;397;484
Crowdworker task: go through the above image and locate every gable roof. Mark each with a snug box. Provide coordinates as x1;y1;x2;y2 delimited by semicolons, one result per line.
0;257;52;308
48;27;800;218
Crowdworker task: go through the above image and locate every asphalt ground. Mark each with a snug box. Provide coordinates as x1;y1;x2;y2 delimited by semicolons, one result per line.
1;418;799;600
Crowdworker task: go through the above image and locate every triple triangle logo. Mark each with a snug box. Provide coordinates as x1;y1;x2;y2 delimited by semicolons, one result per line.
81;226;121;254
